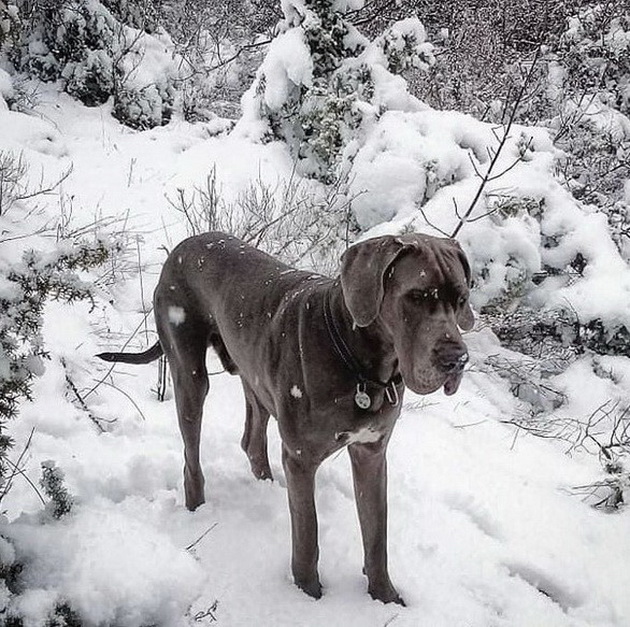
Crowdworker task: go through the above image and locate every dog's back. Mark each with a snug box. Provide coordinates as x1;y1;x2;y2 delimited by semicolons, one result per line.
153;232;332;410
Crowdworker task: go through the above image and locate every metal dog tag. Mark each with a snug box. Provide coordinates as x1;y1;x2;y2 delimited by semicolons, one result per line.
354;383;371;410
385;380;400;407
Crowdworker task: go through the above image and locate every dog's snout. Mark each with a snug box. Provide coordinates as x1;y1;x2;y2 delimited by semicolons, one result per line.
436;346;469;374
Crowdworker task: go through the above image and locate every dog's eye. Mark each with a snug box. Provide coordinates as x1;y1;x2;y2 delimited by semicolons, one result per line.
406;289;426;303
407;288;439;304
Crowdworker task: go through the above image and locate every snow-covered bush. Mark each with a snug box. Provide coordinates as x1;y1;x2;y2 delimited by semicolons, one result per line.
557;118;629;205
0;150;116;494
0;2;19;53
388;1;630;366
0;240;111;428
168;0;279;121
558;5;630;116
5;0;278;125
100;0;165;33
8;0;178;129
0;147;130;627
113;82;173;130
1;500;206;626
40;460;75;520
0;105;209;626
239;0;434;182
466;176;630;364
343;89;630;374
555;116;630;256
549;5;630;259
2;462;75;625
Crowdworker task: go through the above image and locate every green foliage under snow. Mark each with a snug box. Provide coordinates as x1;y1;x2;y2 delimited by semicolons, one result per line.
242;0;434;182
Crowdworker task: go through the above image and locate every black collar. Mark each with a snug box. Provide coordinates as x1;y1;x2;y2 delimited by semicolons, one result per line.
323;286;402;407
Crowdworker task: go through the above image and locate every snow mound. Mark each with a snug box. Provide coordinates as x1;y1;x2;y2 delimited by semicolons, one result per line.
352;107;630;332
6;501;205;627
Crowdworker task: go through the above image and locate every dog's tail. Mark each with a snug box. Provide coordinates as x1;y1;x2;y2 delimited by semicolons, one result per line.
97;341;163;365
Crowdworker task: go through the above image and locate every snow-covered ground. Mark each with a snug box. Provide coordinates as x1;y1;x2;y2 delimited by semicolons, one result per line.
2;85;630;627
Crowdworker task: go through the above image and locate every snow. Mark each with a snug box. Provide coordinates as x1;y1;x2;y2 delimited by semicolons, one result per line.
236;24;314;139
7;501;205;627
350;105;630;331
331;0;364;12
257;29;313;111
0;68;12;106
168;306;186;326
1;71;630;627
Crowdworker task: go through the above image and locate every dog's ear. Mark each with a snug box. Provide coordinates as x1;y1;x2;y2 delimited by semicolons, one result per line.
457;292;475;330
340;236;409;327
449;240;475;331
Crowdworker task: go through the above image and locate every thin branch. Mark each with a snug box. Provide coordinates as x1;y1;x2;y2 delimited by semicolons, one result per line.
467;151;484;178
451;46;542;238
487;139;533;181
62;359;107;433
464;207;502;224
84;308;154;399
452;197;463;221
0;428;46;505
417;204;451;237
3;456;47;506
95;379;148;422
15;165;73;202
186;522;219;551
136;236;150;344
207;38;272;72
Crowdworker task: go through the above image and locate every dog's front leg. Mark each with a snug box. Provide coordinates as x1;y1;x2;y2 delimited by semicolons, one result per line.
348;441;405;606
282;444;322;599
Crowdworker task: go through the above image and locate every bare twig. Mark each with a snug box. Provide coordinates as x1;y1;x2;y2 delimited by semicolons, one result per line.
450;46;542;238
0;428;46;505
192;600;219;623
3;456;47;506
186;522;219;551
85;308;154;399
417;204;450;238
15;165;74;202
61;359;108;433
136;236;150;344
95;379;148;422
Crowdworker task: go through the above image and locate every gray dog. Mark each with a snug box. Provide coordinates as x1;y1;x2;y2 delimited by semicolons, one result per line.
98;231;474;605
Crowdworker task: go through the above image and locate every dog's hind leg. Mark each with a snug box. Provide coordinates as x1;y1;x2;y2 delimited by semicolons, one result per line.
240;378;272;480
157;309;210;511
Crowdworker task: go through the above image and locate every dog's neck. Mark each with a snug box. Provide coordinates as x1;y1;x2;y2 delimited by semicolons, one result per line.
327;280;399;386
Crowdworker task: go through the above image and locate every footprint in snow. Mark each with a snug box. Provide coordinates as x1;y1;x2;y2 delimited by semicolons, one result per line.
443;492;504;541
504;561;584;612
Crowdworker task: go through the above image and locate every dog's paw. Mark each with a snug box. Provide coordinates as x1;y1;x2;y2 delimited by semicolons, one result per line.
295;576;323;600
368;583;406;606
250;462;273;481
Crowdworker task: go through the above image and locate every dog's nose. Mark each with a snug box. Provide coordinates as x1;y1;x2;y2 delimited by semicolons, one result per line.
436;347;469;374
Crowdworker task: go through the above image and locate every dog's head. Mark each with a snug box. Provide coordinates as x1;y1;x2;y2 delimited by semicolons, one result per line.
340;233;474;396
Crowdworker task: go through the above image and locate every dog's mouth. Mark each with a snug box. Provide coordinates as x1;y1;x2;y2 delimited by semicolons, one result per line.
402;369;463;397
403;369;464;397
401;356;467;397
443;369;464;396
